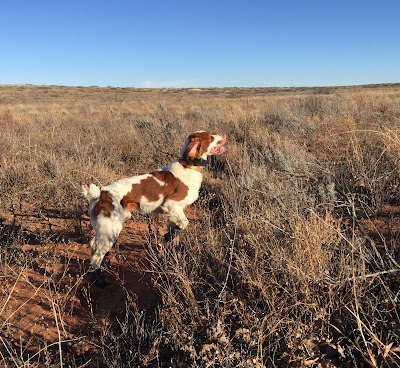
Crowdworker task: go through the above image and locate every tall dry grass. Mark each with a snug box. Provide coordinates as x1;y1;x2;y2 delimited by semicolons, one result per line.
1;84;400;366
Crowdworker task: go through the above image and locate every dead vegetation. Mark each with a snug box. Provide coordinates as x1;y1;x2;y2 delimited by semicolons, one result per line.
1;84;400;367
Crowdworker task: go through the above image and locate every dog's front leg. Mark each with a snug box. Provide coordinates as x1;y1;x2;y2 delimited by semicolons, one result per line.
162;203;188;244
164;221;182;243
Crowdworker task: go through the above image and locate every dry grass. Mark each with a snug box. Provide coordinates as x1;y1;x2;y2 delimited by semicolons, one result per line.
1;84;400;367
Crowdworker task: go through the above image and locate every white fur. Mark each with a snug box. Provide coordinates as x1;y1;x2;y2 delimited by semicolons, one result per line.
166;161;203;206
82;183;101;202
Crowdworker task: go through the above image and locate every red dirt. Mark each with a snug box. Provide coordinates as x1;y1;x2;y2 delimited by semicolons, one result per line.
0;203;200;354
358;204;400;247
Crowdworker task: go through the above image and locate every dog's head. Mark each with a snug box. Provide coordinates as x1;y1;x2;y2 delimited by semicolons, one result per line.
180;131;226;161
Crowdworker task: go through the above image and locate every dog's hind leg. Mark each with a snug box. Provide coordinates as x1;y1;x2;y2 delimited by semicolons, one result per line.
89;237;97;255
90;219;123;287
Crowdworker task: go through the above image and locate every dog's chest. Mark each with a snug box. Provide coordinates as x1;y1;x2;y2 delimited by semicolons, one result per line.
167;162;202;205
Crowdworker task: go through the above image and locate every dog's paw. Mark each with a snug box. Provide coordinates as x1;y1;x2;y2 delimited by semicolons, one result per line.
92;269;107;288
164;226;181;243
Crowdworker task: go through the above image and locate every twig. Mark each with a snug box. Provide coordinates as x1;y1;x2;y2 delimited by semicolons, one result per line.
23;337;83;365
48;281;63;368
0;349;7;368
0;336;19;367
346;306;400;364
1;267;47;330
336;268;400;284
0;270;23;316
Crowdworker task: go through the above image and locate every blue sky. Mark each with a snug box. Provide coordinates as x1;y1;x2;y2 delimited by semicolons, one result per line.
1;0;399;87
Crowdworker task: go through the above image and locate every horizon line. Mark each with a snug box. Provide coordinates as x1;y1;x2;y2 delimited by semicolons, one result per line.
1;82;400;90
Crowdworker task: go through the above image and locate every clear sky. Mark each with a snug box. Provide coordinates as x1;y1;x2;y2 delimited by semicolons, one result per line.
1;0;399;88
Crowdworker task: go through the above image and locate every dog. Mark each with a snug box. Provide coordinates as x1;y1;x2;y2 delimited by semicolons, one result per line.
82;131;226;287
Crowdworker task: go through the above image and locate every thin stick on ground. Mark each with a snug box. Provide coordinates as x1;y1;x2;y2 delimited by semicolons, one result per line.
48;281;63;368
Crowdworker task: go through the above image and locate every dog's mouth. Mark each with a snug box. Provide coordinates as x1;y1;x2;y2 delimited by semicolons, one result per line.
209;134;226;155
210;145;225;155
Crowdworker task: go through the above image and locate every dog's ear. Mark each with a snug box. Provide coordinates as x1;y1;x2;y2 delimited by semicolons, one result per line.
182;138;200;161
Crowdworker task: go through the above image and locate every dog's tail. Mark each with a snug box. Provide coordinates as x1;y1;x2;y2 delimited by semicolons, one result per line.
82;183;101;202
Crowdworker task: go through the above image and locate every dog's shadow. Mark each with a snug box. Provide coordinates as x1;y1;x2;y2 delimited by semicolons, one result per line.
1;208;161;320
71;234;161;318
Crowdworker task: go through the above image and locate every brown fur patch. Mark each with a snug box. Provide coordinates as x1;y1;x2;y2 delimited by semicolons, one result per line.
120;171;189;212
182;132;214;161
215;136;226;146
92;190;114;218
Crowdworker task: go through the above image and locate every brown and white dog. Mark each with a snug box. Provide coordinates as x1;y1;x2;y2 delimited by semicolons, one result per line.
82;131;226;287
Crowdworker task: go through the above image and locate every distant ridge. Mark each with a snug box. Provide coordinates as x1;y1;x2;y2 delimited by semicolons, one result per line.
0;83;399;104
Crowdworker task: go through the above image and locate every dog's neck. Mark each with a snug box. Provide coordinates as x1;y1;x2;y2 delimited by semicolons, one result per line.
179;158;208;172
192;158;208;167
